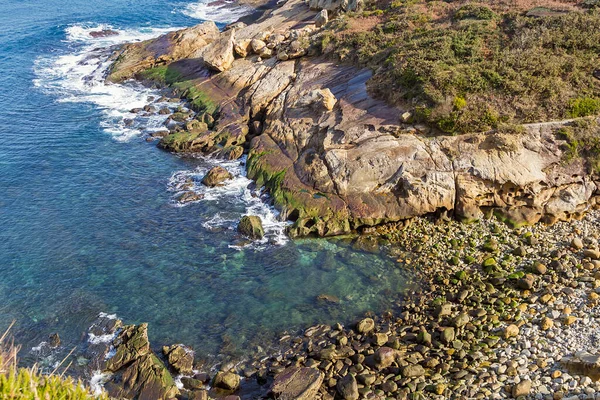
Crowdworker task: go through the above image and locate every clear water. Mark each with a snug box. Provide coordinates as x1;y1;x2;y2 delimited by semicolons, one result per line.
0;0;407;362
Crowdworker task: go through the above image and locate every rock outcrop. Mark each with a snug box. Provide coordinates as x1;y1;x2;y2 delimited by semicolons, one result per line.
202;166;233;187
106;0;600;237
94;320;180;400
238;215;265;239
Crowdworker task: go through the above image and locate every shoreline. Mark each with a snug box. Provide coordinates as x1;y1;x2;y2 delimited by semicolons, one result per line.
34;209;600;399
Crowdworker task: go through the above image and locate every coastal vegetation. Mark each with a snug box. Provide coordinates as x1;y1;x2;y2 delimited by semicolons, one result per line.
321;0;600;134
0;323;105;399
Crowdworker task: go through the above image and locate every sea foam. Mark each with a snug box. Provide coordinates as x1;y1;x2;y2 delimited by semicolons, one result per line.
167;156;290;248
182;0;252;24
33;23;179;142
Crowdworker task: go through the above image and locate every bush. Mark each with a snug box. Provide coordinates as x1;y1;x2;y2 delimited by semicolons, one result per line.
569;97;600;118
454;4;496;21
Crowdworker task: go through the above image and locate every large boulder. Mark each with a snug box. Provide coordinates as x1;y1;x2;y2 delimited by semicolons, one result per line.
104;353;179;399
106;323;151;371
201;28;236;72
213;371;241;391
103;323;179;399
162;344;194;375
271;367;324;400
202;166;233;187
237;215;265;239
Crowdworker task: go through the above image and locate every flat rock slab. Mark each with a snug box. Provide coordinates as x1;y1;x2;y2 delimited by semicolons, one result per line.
271;367;324;400
561;352;600;381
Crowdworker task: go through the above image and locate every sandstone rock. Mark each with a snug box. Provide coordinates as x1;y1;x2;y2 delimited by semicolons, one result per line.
106;323;151;371
271;367;324;400
373;347;396;369
402;364;425;378
584;249;600;260
234;39;252;58
441;327;455;344
512;380;532;397
251;39;267;54
372;332;388;346
336;374;359;400
104;353;179;400
504;324;519;339
202;166;233;187
162;344;194;374
572;237;584;249
107;22;220;82
238;215;265;239
201;28;236;72
315;10;328;28
540;317;554;330
213;371;241;391
356;318;374;333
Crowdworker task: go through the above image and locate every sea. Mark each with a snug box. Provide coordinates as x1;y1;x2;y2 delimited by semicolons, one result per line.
0;0;407;377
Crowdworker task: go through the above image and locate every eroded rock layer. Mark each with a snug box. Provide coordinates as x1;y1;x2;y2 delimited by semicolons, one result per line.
106;0;600;237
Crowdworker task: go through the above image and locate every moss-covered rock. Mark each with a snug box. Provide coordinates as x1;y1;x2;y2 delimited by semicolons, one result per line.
238;215;265;239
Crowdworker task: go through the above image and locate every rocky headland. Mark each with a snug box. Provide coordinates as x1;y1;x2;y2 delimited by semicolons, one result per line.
61;0;600;399
104;0;600;238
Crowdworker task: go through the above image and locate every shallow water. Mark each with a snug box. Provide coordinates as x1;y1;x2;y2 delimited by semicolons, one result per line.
0;0;408;364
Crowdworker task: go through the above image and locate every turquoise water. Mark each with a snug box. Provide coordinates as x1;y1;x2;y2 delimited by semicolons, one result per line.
0;0;407;361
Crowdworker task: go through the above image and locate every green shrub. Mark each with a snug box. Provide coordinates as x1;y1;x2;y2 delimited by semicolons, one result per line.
569;97;600;118
454;4;496;21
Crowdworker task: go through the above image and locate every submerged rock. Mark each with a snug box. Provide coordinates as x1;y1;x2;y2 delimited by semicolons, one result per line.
201;166;233;187
237;215;265;239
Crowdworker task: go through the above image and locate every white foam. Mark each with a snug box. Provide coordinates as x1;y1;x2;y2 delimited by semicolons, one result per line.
31;342;48;353
167;156;290;247
33;23;182;142
90;371;112;396
182;0;252;24
87;332;117;345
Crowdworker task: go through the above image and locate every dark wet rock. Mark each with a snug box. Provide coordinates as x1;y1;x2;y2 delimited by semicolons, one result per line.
90;29;119;38
178;191;203;203
163;344;194;374
517;274;535;290
201;166;233;187
48;333;60;348
213;371;241;391
237;215;265;239
271;367;324;400
336;374;359;400
372;347;396;370
181;377;204;390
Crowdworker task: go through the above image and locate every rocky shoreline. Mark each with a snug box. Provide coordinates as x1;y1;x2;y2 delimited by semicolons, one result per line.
102;0;600;238
54;0;600;398
69;210;600;399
